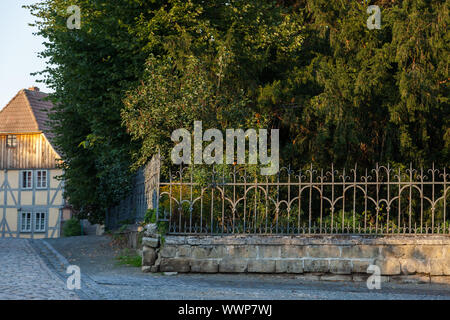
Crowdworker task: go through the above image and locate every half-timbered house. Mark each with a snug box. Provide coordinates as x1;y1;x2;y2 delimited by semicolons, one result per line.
0;87;66;238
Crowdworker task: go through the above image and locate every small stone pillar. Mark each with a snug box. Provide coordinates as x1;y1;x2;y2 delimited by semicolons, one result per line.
141;223;161;273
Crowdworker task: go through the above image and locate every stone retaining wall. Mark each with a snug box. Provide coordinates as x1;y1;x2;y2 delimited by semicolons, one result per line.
141;234;450;284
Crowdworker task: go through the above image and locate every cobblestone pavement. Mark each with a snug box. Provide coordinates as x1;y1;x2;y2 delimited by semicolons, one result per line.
0;238;79;300
1;236;450;300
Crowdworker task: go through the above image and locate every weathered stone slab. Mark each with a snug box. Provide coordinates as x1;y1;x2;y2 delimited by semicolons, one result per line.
142;237;159;248
351;259;374;273
352;274;368;282
341;245;380;259
275;260;304;273
380;245;413;259
329;259;352;274
226;245;257;259
190;259;219;273
430;276;450;285
375;258;401;275
414;260;430;274
429;259;445;276
248;260;276;273
280;245;306;258
191;246;225;259
307;246;340;258
160;258;190;273
144;223;158;237
142;247;156;266
257;246;280;258
159;246;177;258
165;235;450;247
303;259;329;273
141;266;152;273
390;275;430;284
413;245;444;260
294;273;322;281
176;245;192;258
399;259;418;275
219;259;248;273
320;274;352;281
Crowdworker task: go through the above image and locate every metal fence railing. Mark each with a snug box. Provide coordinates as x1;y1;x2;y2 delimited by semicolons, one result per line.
105;153;160;230
159;164;449;235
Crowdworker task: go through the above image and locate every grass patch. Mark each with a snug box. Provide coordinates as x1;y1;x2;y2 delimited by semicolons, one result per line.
116;249;142;267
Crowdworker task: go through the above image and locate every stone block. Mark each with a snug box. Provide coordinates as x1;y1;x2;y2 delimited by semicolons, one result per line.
430;276;450;285
141;266;152;273
381;245;413;259
429;259;445;276
294;273;322;281
176;245;192;257
303;259;329;273
329;259;352;274
248;260;276;273
413;260;430;274
307;246;341;258
219;258;248;273
190;260;219;273
160;258;190;273
142;237;159;248
352;260;374;273
375;258;401;275
352;274;368;282
192;246;225;259
444;246;450;258
226;245;257;259
142;247;156;266
159;246;176;258
320;274;352;282
144;223;158;237
150;265;159;273
257;246;280;258
390;275;430;284
413;245;443;260
341;245;380;259
280;246;306;258
275;260;304;274
399;259;418;275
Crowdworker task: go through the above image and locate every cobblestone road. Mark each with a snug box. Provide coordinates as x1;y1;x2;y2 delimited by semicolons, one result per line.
0;238;79;300
1;236;450;300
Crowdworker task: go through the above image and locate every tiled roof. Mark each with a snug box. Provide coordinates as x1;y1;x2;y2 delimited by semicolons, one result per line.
0;88;58;153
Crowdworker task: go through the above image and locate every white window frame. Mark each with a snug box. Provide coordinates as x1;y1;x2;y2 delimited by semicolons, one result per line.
6;135;17;148
20;212;32;233
36;170;48;189
34;212;47;232
21;170;33;189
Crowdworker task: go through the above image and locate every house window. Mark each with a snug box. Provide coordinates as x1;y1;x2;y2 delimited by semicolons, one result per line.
34;212;46;232
21;170;32;189
20;212;32;232
6;135;17;148
36;170;48;189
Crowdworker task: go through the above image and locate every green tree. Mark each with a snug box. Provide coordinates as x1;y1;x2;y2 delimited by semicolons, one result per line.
27;0;162;223
275;0;449;169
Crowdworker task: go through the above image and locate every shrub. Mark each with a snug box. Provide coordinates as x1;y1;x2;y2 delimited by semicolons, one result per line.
62;217;82;237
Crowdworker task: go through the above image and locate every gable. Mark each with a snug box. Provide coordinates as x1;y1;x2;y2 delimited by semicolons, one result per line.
0;133;61;169
0;90;39;133
0;88;59;157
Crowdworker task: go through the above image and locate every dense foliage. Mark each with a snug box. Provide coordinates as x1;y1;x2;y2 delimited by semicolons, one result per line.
28;0;449;223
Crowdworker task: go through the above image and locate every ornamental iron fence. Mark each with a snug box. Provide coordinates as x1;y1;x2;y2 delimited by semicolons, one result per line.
159;163;449;235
